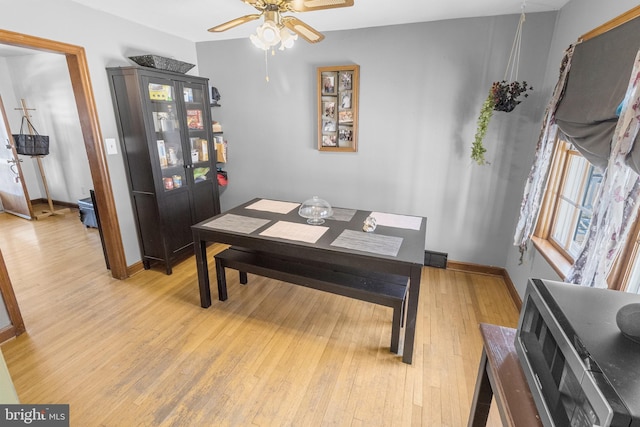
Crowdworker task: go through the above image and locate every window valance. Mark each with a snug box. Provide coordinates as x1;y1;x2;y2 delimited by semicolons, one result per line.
554;15;640;172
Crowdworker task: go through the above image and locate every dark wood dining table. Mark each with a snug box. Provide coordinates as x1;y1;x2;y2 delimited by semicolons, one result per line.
191;198;427;364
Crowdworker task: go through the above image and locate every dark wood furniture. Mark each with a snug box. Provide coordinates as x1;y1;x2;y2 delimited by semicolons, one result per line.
107;66;220;274
192;198;426;364
467;323;542;427
214;246;409;353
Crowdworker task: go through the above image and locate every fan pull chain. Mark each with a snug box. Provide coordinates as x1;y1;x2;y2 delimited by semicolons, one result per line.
264;49;270;82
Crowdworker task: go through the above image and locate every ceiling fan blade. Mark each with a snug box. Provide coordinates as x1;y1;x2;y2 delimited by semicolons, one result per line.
208;14;262;32
288;0;354;12
282;16;325;43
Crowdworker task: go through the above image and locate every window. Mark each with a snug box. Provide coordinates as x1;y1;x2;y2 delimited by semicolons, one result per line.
624;259;640;293
529;6;640;291
549;144;602;259
617;219;640;294
535;137;640;293
534;139;601;269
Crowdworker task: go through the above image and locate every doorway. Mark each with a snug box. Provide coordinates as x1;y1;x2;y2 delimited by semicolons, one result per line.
0;30;127;280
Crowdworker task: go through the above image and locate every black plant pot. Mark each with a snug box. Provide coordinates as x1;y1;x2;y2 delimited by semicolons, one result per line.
491;80;532;113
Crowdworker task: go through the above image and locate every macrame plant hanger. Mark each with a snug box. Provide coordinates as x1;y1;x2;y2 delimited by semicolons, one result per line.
15;99;70;220
470;1;530;165
504;1;526;84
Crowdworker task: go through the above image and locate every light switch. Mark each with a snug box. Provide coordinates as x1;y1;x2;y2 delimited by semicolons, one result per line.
105;138;118;155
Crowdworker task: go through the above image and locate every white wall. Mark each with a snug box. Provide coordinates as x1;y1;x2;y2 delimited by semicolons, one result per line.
1;58;43;202
504;0;640;297
0;59;39;199
0;0;201;265
3;53;92;204
196;12;557;267
0;348;19;403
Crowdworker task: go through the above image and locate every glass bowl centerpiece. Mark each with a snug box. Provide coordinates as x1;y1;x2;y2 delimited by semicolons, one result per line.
298;196;333;225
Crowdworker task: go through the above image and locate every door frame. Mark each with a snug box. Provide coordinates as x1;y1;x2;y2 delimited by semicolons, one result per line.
0;29;127;279
0;249;24;341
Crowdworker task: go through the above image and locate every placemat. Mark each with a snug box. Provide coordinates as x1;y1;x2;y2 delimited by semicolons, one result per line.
331;229;403;257
202;214;270;234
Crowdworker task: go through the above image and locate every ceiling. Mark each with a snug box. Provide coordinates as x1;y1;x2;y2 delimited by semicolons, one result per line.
65;0;570;43
0;0;569;57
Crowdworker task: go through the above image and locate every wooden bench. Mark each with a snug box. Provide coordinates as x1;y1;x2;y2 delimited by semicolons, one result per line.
214;246;409;353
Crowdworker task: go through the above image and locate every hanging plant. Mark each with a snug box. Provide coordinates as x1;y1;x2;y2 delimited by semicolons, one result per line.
471;80;533;165
472;93;495;165
471;5;533;165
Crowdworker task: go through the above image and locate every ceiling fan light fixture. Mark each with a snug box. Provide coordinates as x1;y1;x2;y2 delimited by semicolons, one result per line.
262;23;279;43
252;20;281;49
279;28;298;50
209;0;354;47
249;33;267;50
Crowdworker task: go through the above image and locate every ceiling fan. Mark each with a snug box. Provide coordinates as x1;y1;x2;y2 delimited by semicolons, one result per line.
208;0;354;50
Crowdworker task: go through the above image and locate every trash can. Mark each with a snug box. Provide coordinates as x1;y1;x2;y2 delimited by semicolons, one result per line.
78;197;97;228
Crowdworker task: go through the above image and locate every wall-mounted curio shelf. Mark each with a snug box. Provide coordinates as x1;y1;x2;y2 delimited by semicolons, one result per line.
317;64;360;152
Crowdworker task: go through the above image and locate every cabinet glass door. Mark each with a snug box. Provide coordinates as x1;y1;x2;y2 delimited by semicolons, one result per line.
147;81;185;192
182;83;213;184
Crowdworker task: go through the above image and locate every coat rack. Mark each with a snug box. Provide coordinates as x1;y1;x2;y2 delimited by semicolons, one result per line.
15;99;70;220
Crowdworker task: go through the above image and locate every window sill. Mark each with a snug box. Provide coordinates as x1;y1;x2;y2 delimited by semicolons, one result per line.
531;236;572;280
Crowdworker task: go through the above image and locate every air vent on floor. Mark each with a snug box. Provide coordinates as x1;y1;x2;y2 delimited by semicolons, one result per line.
424;250;448;268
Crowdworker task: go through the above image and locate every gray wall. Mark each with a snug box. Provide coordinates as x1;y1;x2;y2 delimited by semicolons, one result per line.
505;0;640;297
196;12;557;267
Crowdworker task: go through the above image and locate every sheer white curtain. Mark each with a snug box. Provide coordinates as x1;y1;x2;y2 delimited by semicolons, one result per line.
513;45;575;260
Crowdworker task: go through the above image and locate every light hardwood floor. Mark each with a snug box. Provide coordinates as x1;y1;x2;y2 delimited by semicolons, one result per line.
0;207;518;426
